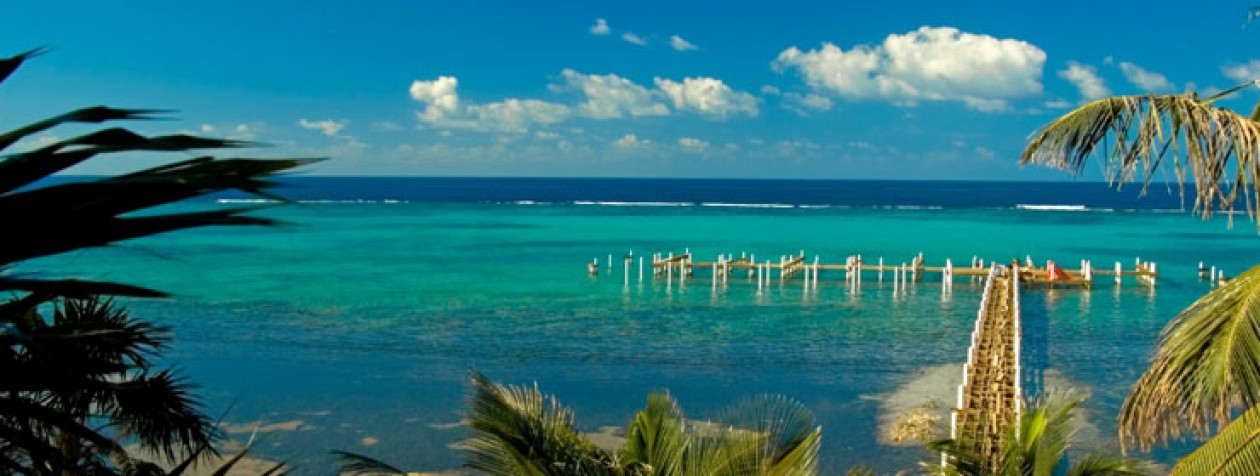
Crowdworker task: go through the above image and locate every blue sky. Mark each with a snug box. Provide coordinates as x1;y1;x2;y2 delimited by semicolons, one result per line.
5;0;1260;179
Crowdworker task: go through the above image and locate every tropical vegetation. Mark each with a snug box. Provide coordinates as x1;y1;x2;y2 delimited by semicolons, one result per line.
0;48;309;475
338;372;822;475
1018;73;1260;472
928;392;1147;476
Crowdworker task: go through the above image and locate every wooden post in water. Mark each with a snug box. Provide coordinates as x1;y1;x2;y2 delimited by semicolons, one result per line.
878;257;885;282
624;255;631;286
944;259;953;292
1148;262;1157;286
1114;261;1122;285
639;257;644;283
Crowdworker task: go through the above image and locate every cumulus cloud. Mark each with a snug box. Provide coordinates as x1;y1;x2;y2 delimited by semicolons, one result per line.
760;85;781;95
590;18;610;36
1223;59;1260;83
622;32;647;46
1058;61;1110;101
298;119;347;136
678;137;710;153
409;76;570;133
670;35;697;51
409;71;757;132
773;26;1045;112
614;133;647;148
1117;61;1174;92
654;77;759;118
784;92;833;113
409;76;460;121
553;69;669;118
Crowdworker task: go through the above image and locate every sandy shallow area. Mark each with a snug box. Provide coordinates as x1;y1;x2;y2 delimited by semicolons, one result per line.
874;363;1103;448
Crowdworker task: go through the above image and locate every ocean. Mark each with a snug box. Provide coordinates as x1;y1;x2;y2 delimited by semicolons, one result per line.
22;177;1260;473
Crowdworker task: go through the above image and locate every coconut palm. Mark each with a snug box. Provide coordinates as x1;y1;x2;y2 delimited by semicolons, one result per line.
337;372;822;475
1019;76;1260;472
928;392;1147;476
0;48;310;474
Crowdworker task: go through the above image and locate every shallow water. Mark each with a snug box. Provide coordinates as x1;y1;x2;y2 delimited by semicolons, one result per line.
22;179;1258;473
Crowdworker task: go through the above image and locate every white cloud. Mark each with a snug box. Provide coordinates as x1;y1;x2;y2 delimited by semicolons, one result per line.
614;133;648;149
654;77;759;118
1223;60;1260;83
678;137;710;153
784;92;834;113
670;35;697;51
1117;61;1174;92
553;69;669;118
622;32;647;46
590;18;610;36
409;76;460;121
298;118;347;136
1044;99;1072;109
773;26;1045;112
1059;61;1110;101
409;76;571;133
372;120;402;131
760;85;781;95
534;130;561;140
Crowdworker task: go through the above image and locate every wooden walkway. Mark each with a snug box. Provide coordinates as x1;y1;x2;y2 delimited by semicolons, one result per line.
948;265;1022;471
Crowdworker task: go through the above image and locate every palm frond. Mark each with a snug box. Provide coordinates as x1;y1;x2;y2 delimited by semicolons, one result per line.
621;392;687;476
711;394;822;475
1165;376;1260;475
1119;263;1260;450
1065;454;1151;476
0;107;166;154
331;450;406;475
1001;391;1078;476
1020;89;1260;227
463;372;618;475
0;47;46;86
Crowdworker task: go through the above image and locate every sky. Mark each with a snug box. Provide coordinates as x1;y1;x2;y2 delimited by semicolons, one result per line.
4;0;1260;180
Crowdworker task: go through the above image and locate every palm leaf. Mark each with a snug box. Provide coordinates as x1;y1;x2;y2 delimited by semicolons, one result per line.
1066;454;1151;476
1170;403;1260;475
0;47;46;86
622;392;687;476
463;372;618;475
331;450;406;475
1119;263;1260;450
1020;89;1260;228
712;394;821;475
0;107;165;154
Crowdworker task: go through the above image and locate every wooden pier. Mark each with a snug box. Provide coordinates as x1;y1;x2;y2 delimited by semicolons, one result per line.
591;250;1160;290
947;265;1022;471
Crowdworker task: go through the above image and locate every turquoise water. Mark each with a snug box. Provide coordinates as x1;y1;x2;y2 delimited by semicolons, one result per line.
22;184;1260;473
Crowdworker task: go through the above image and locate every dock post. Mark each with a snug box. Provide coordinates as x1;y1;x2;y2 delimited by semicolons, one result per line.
1211;266;1217;286
639;257;644;283
712;262;718;290
1115;261;1122;285
757;263;763;291
814;256;821;289
1149;262;1157;286
893;266;899;293
624;255;631;286
878;257;885;282
944;259;953;292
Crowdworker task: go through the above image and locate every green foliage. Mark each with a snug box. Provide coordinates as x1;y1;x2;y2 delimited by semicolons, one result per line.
0;49;310;475
1168;404;1260;475
338;373;823;475
1119;264;1260;450
928;393;1147;476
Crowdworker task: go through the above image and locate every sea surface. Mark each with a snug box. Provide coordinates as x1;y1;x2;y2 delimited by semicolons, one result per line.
22;178;1260;473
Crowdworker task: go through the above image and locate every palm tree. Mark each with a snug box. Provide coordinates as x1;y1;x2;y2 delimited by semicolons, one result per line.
1019;75;1260;472
337;372;823;475
0;48;311;474
928;392;1147;476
